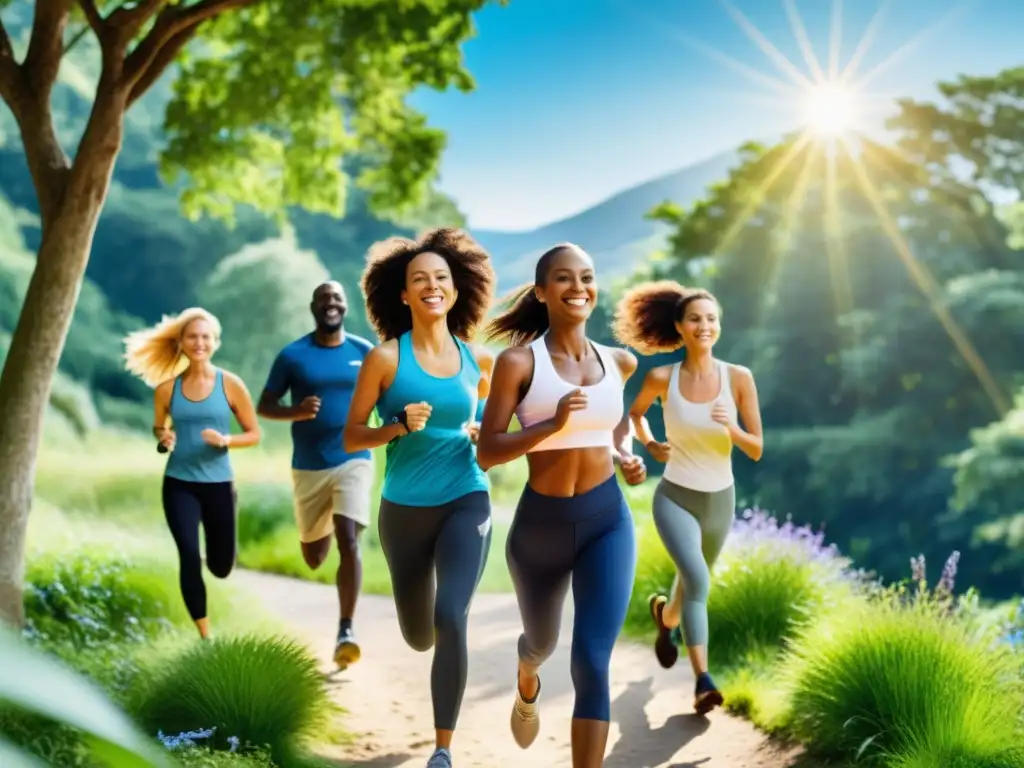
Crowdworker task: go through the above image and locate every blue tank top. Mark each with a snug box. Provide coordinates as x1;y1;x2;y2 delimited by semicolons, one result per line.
377;333;489;506
165;370;234;484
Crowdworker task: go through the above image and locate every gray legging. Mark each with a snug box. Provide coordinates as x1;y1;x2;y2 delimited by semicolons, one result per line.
377;490;491;732
652;479;735;647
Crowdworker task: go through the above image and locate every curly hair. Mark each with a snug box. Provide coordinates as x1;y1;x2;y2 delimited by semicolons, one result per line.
360;227;496;342
613;280;719;354
484;243;580;346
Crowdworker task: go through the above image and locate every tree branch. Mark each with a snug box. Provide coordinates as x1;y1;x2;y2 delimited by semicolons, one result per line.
23;0;74;98
108;0;167;37
127;26;192;107
76;0;105;36
123;0;256;102
0;17;25;107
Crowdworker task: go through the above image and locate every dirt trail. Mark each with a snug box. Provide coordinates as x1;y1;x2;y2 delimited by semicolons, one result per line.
235;569;800;768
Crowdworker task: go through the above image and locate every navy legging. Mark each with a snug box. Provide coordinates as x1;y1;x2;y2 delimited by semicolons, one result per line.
506;474;637;721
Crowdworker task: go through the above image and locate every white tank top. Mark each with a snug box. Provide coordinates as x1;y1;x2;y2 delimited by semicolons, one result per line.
662;360;737;492
515;335;624;453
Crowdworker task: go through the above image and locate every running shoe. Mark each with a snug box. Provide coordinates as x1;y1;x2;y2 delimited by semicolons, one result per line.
510;673;541;749
426;747;453;767
694;671;724;715
333;625;361;670
648;594;679;669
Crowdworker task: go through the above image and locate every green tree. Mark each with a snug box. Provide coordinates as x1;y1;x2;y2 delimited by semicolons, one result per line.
644;66;1024;594
0;0;504;626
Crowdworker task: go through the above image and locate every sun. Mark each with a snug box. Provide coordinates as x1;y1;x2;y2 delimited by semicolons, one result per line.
802;82;861;138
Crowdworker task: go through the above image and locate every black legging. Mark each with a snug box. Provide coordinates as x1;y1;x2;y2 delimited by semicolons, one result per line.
162;475;238;620
377;490;492;731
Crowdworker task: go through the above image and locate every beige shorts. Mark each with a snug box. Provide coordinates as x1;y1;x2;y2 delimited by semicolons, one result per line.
291;459;374;543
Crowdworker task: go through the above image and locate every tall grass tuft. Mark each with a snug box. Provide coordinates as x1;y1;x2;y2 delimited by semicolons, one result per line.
132;635;332;759
783;555;1024;767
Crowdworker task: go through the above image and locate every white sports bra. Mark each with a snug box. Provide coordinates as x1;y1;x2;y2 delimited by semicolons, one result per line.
662;360;737;493
515;335;624;453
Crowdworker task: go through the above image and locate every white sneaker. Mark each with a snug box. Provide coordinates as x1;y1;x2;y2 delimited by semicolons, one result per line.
510;675;541;749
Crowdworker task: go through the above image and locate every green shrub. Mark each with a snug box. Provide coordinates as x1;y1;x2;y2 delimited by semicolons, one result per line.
132;635;332;759
23;552;192;650
783;588;1024;767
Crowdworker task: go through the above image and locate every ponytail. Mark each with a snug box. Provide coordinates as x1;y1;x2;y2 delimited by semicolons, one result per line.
613;280;690;354
485;283;550;347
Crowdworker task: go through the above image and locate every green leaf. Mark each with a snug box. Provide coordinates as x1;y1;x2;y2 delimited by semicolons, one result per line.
0;628;169;767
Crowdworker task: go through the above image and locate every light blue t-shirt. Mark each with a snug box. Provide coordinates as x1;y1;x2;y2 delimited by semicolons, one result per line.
263;332;374;471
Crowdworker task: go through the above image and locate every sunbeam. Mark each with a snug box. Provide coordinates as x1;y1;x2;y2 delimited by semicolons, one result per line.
841;138;1010;416
838;0;893;85
827;0;844;81
853;2;976;90
783;0;826;84
718;0;816;90
711;132;814;258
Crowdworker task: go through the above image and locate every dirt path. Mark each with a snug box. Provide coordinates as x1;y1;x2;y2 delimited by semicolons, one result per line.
235;569;800;768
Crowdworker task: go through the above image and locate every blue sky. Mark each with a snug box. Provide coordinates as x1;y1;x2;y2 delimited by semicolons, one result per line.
410;0;1024;232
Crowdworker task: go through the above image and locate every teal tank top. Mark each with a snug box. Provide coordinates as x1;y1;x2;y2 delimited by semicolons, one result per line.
377;332;489;506
165;370;234;484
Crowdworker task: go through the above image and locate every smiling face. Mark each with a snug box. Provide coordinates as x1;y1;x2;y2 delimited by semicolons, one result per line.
402;251;458;323
179;318;218;363
311;281;346;333
535;246;597;325
676;297;721;352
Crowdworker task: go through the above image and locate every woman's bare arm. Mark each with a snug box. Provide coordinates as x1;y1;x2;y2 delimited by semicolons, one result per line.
343;342;408;452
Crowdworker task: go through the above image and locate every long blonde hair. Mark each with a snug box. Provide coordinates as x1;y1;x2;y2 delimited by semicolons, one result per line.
123;307;223;388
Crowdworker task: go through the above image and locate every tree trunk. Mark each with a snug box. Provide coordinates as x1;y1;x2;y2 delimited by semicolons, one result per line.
0;92;125;628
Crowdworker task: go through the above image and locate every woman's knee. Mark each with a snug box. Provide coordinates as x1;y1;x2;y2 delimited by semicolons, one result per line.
679;562;711;603
207;557;235;580
434;600;468;644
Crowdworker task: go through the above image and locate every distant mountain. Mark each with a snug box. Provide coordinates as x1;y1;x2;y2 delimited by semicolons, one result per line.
473;150;740;291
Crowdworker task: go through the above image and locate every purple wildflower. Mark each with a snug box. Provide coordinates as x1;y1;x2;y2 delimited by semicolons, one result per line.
936;551;960;596
725;507;858;583
910;554;926;583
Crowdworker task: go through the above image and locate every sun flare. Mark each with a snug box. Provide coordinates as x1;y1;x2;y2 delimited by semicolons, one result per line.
802;82;860;137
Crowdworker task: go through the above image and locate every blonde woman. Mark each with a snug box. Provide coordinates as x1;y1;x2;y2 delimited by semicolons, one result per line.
124;307;261;639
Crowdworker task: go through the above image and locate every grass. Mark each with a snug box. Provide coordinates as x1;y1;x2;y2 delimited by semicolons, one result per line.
623;482;1024;768
5;485;341;768
33;425;523;597
133;635;335;761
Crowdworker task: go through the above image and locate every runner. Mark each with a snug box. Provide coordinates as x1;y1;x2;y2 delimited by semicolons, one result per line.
613;280;764;715
342;227;496;768
123;307;261;640
476;243;646;768
257;280;375;670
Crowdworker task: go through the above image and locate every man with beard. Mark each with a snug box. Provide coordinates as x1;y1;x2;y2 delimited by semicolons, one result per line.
258;280;375;668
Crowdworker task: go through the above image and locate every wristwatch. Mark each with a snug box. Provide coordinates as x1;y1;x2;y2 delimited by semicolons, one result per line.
390;411;410;436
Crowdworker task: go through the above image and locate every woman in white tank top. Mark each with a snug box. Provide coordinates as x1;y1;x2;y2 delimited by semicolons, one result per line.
476;244;646;766
613;280;764;715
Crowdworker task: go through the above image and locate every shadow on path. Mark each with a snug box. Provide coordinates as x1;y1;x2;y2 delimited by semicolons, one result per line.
605;677;711;768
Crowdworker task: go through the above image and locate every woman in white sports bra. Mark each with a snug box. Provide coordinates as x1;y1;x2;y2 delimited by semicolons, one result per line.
476;244;646;767
614;280;763;715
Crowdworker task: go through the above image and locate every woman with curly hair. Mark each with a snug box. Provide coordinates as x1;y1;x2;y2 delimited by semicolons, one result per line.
342;227;495;768
123;307;261;640
613;280;763;715
476;243;646;768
